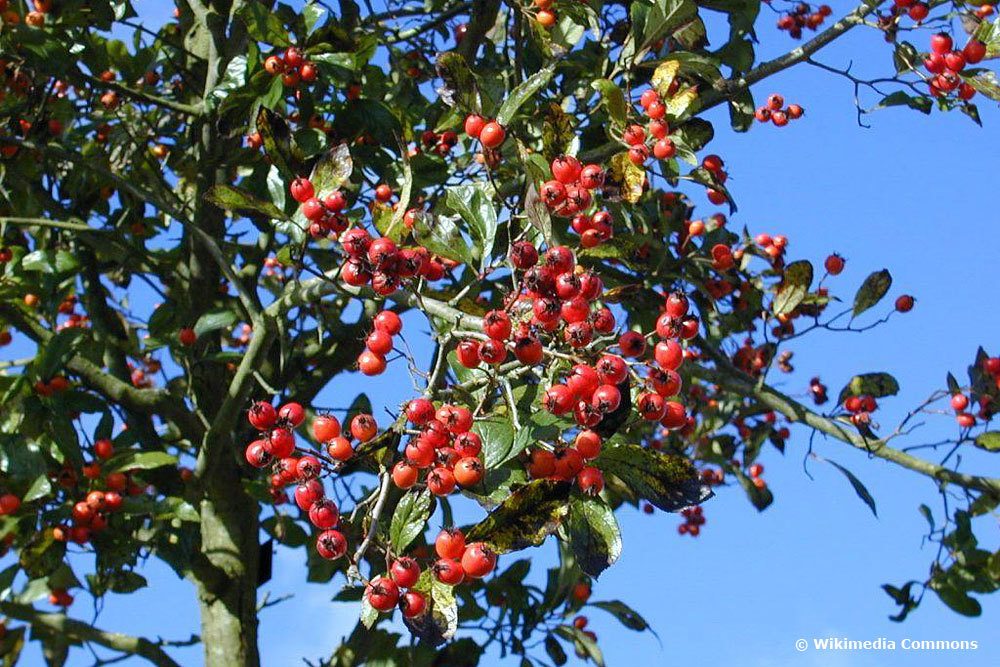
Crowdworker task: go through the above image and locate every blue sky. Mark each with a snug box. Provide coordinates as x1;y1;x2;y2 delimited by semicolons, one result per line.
6;1;1000;666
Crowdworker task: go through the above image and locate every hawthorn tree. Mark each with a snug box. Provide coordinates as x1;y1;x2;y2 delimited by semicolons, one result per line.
1;0;999;664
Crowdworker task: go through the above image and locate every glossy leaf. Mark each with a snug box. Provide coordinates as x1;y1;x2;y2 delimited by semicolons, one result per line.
389;489;432;553
564;496;622;578
465;479;572;553
596;444;712;511
852;269;892;317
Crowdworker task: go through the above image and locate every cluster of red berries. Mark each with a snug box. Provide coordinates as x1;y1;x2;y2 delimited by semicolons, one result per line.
748;462;766;488
290;176;350;238
844;394;879;427
538;155;613;247
0;0;52;28
950;393;979;428
733;337;774;377
631;87;680;164
463;114;507;150
677;504;705;536
338;226;448;294
365;528;497;617
923;33;984;100
754;93;804;127
533;0;558;28
776;3;832;39
697;154;729;206
495;246;611;355
417;128;459;157
244;402;375;559
263;47;317;88
33;374;70;397
48;588;73;607
894;0;930;22
128;355;162;389
809;377;829;405
699;467;726;486
948;356;1000;425
391;398;484;495
753;232;789;263
357;310;402;377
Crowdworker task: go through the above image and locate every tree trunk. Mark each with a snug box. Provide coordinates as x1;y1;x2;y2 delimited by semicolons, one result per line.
196;457;261;667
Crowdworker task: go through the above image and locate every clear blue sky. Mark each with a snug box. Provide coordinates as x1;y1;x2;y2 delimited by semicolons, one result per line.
8;2;1000;665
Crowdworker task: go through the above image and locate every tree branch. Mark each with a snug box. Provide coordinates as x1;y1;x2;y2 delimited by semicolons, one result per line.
0;601;187;667
691;341;1000;498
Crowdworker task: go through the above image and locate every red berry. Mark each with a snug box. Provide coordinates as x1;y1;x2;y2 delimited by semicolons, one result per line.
460;542;497;578
290;177;314;203
390;557;421;588
366;576;400;612
433;558;464;585
479;121;506;149
435;528;466;560
464;114;486;138
247;401;278;431
350;414;378;442
279;402;305;427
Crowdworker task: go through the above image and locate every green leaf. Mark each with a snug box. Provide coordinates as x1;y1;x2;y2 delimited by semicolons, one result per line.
435;51;482;114
974;432;1000;452
554;624;605;666
635;0;699;57
204;185;287;220
412;214;475;267
257;107;302;178
773;260;813;316
728;88;755;132
825;458;878;517
444;183;498;271
931;580;982;617
360;595;379;628
405;569;458;645
105;451;177;473
496;64;556;126
596;444;711;511
38;328;86;380
302;2;326;33
309;142;353;196
564;497;621;578
965;70;1000;102
193;309;238;338
735;469;773;511
21;249;80;274
207;54;247;110
875;91;932;114
22;475;51;503
973;17;1000;59
591;79;627;131
108;571;148;594
465;479;572;554
893;41;919;73
237;2;291;46
836;372;900;405
545;634;568;666
389;489;432;553
593;600;649;631
852;269;892;317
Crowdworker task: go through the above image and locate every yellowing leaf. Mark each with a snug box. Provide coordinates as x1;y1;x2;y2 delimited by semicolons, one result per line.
607;152;646;204
665;85;700;121
650;60;681;98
